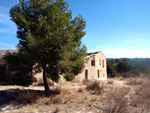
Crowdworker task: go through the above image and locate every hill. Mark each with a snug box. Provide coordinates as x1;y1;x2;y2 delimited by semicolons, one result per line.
0;50;17;57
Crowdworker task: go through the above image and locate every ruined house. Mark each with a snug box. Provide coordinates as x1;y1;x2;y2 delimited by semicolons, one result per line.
76;51;107;81
35;51;107;82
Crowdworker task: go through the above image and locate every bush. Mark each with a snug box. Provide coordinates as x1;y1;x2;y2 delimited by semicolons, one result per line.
126;78;143;85
9;74;36;86
64;74;75;81
6;90;41;104
86;80;103;94
51;86;62;94
102;88;129;113
131;78;150;112
82;79;90;85
107;80;114;85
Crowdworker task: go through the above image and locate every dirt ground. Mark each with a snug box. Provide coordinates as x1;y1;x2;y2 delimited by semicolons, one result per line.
0;78;149;113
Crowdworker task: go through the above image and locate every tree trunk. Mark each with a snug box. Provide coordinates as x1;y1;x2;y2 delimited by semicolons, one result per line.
43;67;51;96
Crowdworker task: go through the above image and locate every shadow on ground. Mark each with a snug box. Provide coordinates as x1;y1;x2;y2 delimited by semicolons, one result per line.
0;89;44;112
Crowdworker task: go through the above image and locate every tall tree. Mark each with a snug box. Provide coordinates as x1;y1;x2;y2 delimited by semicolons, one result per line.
10;0;87;95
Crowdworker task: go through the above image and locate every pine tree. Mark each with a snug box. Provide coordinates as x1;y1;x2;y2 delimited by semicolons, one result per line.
10;0;87;96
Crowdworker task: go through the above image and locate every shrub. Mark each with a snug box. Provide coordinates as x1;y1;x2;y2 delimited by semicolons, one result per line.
102;88;130;113
131;79;150;112
107;80;114;85
86;80;100;90
126;78;143;85
86;80;103;94
6;90;41;104
9;74;36;86
78;88;84;92
51;85;72;94
82;79;90;85
51;86;62;94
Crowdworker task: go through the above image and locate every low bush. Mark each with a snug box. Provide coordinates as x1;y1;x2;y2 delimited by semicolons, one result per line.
6;90;41;104
107;80;114;85
86;80;103;94
51;86;62;94
131;78;150;112
82;79;90;85
102;88;130;113
126;78;143;85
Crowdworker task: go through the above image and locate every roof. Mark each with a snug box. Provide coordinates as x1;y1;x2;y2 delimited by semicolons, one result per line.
87;51;106;58
87;51;100;56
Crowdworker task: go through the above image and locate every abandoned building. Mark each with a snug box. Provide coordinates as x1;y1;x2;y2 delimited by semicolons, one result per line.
35;51;107;82
76;51;107;81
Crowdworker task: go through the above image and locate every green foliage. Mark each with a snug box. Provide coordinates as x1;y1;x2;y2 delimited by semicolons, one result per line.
129;58;150;76
107;58;150;78
3;52;35;86
10;0;87;93
107;61;113;77
64;73;75;81
116;61;130;77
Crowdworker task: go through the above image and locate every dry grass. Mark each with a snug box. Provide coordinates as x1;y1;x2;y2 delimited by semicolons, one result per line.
86;80;104;94
6;90;41;104
126;78;143;85
107;80;114;85
82;79;90;85
51;85;72;94
51;86;62;94
100;88;130;113
131;78;150;112
78;87;84;92
118;76;124;80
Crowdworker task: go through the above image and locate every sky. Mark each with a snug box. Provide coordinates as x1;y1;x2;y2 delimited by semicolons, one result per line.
0;0;150;58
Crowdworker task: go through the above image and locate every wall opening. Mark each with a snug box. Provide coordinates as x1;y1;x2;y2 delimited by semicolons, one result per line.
99;59;101;65
91;60;95;66
97;69;99;78
102;60;104;68
85;70;88;79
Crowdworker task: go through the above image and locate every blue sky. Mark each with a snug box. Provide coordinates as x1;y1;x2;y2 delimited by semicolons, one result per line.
0;0;150;58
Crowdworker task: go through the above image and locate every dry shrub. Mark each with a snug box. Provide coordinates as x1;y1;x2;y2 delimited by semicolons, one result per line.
46;94;72;105
131;78;150;112
78;87;84;92
86;80;103;94
107;80;114;85
82;79;90;85
51;86;62;94
49;97;63;104
126;78;143;85
102;88;130;113
53;107;60;113
116;76;124;80
6;90;40;104
61;85;72;94
51;85;71;94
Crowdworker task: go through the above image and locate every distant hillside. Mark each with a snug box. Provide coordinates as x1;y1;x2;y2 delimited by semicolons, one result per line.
0;50;17;57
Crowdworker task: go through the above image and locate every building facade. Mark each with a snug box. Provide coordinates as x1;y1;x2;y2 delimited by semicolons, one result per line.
76;51;107;81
